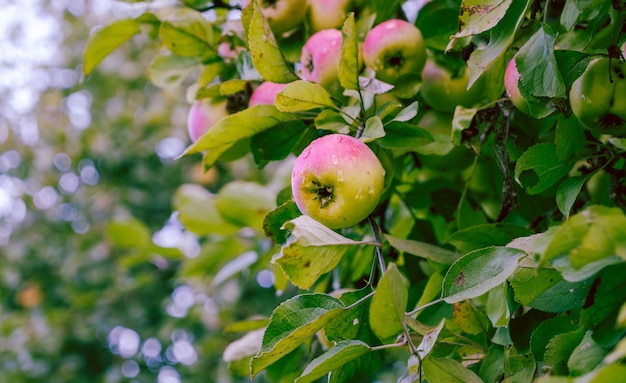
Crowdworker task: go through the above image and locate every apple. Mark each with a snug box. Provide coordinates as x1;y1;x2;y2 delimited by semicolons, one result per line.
248;81;288;107
362;19;427;85
300;28;343;90
504;57;553;117
420;56;486;113
187;97;229;142
569;56;626;136
291;134;385;229
307;0;353;32
242;0;307;36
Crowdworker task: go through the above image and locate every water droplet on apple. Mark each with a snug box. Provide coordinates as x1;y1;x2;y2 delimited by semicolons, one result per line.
331;154;339;165
368;183;375;194
336;169;343;181
355;188;363;199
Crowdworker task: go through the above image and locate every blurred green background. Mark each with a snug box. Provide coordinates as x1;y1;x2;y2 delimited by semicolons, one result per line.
0;1;291;382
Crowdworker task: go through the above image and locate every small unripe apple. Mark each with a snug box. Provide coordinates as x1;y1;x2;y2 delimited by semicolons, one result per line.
362;19;427;84
187;98;229;142
248;81;288;107
420;57;486;113
569;56;626;136
504;57;553;117
307;0;353;32
242;0;307;36
291;134;385;229
300;29;343;90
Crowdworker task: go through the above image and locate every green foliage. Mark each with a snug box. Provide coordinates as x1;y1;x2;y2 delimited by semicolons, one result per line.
14;0;626;382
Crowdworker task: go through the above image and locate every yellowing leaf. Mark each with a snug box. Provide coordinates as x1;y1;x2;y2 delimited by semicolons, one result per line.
83;19;141;75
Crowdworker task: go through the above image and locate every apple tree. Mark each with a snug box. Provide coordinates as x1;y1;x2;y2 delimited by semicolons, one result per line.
83;0;626;381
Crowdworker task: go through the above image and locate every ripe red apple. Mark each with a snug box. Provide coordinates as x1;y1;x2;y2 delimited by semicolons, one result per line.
248;81;288;107
300;29;343;90
504;57;552;117
307;0;353;32
420;57;486;113
362;19;427;84
242;0;307;36
187;97;229;142
291;134;385;229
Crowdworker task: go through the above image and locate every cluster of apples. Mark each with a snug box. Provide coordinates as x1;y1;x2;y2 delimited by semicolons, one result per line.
183;0;502;229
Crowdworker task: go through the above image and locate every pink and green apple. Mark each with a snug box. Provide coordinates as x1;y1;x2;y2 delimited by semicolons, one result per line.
291;134;385;229
300;28;343;91
362;19;427;84
504;57;553;117
187;97;229;142
248;81;288;107
242;0;307;36
420;56;486;113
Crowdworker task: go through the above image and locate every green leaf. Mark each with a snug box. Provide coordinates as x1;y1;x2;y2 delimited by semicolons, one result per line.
568;330;608;376
369;263;408;341
275;81;335;112
585;363;626;383
414;320;445;362
530;316;578;361
480;345;505;382
442;246;526;304
273;216;370;290
148;54;201;88
453;301;491;335
296;340;371;383
455;0;514;38
251;120;309;167
415;2;462;51
515;24;566;99
423;356;483;383
315;109;351;133
180;105;298;166
377;121;433;149
543;206;626;267
544;327;586;375
159;8;216;57
385;234;459;265
244;0;298;83
581;263;626;330
462;0;532;88
509;267;590;312
515;143;573;195
172;184;239;236
360;116;385;143
250;293;346;377
339;13;359;90
557;176;588;219
486;283;510;327
503;351;536;383
447;223;531;253
83;19;141;75
555;115;588;162
263;200;302;245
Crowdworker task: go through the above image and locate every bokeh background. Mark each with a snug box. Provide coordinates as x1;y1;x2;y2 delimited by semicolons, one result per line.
0;1;290;382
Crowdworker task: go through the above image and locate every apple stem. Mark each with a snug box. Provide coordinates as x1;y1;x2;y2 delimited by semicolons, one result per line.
368;216;386;275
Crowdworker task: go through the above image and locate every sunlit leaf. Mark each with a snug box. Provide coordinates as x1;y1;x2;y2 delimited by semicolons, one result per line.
273;216;373;290
250;293;347;377
243;0;298;83
172;184;239;235
83;19;141;75
159;8;216;57
369;263;408;341
296;340;371;383
339;13;359;90
148;54;201;88
276;81;335;112
423;356;483;383
385;234;459;265
455;0;514;38
442;246;526;304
